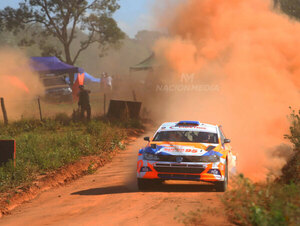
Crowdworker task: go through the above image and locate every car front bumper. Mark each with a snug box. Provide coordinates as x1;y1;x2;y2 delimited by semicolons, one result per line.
137;159;226;182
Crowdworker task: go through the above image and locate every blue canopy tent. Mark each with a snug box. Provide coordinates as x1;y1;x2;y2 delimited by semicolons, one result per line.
65;72;101;84
75;72;100;83
30;56;100;85
30;56;81;75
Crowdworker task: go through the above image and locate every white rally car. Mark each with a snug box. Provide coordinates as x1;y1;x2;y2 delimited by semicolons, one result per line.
137;121;236;192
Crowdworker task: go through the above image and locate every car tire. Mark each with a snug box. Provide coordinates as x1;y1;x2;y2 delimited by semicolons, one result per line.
137;178;162;191
215;160;228;192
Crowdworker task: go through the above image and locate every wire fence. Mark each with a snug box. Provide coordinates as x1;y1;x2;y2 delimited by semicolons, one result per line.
0;77;148;124
0;92;112;123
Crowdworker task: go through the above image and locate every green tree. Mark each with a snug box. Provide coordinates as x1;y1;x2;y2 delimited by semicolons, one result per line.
274;0;300;20
0;0;124;68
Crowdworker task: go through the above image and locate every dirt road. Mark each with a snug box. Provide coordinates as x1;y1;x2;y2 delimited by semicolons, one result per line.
0;132;233;226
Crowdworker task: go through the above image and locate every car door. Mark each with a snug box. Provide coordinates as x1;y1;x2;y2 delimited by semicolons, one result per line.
219;126;236;173
218;126;232;154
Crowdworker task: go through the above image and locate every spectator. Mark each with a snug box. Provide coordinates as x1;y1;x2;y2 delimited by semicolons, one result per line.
78;85;91;121
106;74;113;90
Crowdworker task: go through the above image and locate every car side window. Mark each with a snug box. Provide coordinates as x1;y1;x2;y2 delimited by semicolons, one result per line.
219;127;225;144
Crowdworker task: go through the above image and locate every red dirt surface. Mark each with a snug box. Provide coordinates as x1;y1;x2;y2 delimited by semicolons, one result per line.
0;131;233;226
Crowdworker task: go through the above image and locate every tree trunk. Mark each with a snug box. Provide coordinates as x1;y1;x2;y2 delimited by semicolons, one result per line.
64;44;74;85
69;73;74;86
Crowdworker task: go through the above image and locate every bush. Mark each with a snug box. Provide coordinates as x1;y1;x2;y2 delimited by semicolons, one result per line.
223;175;300;225
281;109;300;184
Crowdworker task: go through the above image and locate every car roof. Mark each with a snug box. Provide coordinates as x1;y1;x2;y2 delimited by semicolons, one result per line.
156;121;218;133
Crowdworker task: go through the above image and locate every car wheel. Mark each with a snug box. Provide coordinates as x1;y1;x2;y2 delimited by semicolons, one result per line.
137;179;162;191
215;160;228;192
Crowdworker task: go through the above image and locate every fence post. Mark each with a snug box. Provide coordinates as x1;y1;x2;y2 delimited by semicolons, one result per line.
104;93;106;116
37;97;43;121
0;97;8;125
132;90;137;101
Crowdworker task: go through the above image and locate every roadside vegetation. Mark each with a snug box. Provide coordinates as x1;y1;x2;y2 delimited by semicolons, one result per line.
223;110;300;226
223;175;299;225
0;114;143;193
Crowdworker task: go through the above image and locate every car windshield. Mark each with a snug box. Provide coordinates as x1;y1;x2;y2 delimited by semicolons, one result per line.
153;131;219;144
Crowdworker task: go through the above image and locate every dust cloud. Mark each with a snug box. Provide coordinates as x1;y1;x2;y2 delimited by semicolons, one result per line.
151;0;300;180
0;48;44;120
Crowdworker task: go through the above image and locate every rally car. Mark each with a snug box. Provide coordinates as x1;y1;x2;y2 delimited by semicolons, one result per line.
137;121;236;192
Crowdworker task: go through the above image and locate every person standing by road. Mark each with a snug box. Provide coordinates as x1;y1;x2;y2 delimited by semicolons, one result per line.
107;74;113;91
78;85;91;121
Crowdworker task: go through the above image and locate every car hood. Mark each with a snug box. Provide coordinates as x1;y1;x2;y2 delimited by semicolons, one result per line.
142;141;223;157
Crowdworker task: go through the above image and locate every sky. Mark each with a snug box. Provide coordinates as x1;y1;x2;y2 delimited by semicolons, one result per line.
0;0;157;38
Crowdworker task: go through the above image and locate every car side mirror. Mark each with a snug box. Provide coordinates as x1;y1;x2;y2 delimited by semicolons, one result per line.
144;136;150;142
224;139;231;143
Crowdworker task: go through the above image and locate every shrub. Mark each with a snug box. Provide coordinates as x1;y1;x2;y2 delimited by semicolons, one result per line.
223;175;300;225
281;109;300;184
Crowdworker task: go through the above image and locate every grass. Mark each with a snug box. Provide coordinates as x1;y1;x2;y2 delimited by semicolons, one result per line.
223;175;300;226
0;115;135;192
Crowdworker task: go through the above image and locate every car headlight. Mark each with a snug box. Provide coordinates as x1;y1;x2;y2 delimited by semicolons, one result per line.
143;152;160;161
199;154;220;162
